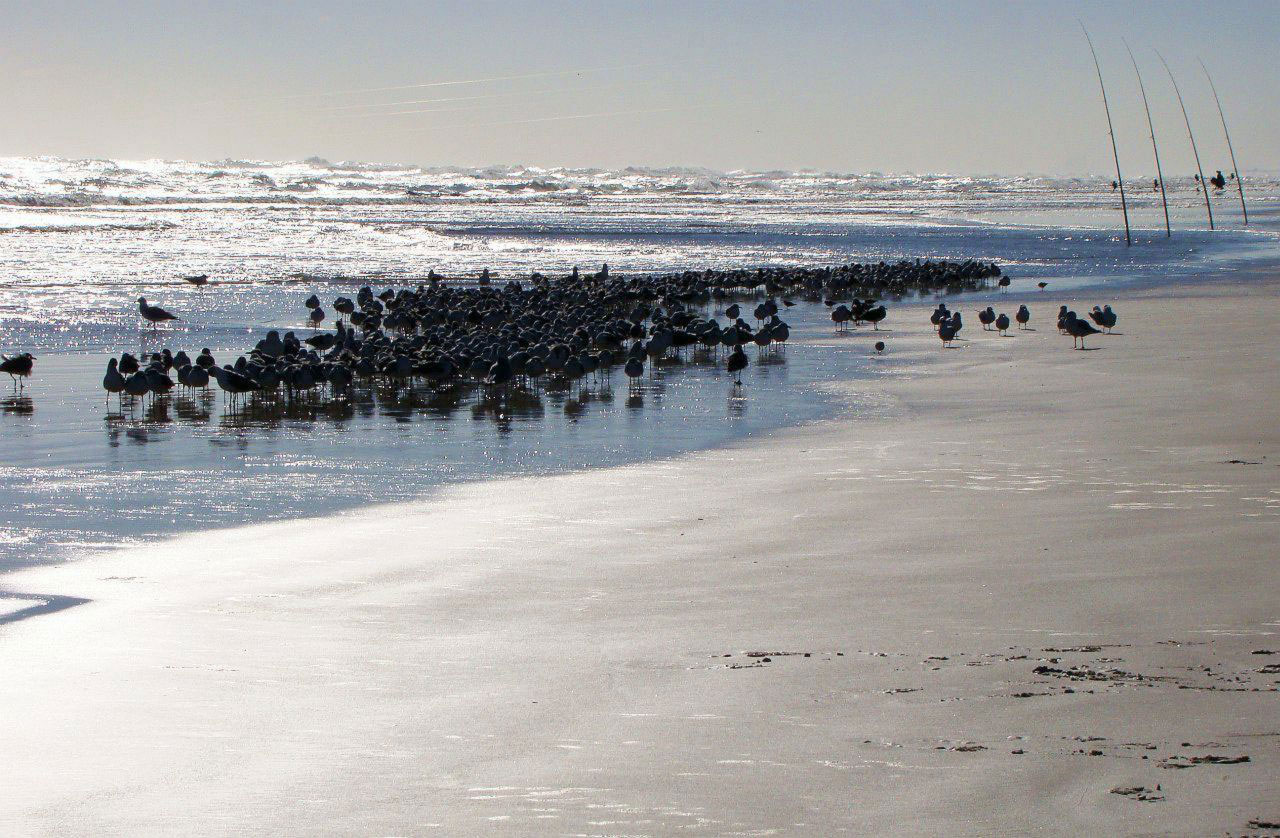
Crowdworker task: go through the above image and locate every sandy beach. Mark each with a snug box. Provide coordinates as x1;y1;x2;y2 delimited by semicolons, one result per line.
2;274;1278;835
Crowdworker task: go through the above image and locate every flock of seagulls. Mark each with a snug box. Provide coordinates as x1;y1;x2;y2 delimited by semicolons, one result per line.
828;298;887;331
1057;304;1118;349
101;296;789;406
927;302;1119;350
90;261;1009;408
1;260;1128;407
95;266;794;406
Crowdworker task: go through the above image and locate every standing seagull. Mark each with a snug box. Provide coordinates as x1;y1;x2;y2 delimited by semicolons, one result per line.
0;353;34;389
103;357;126;402
182;274;209;287
138;297;179;328
938;318;958;348
1015;305;1030;330
1066;314;1101;349
726;346;749;385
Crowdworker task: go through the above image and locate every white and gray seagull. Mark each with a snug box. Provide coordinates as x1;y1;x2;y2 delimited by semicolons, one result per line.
137;297;180;329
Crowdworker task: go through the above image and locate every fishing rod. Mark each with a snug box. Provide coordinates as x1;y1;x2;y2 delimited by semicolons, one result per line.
1200;58;1248;225
1080;23;1130;246
1157;50;1213;230
1124;39;1170;237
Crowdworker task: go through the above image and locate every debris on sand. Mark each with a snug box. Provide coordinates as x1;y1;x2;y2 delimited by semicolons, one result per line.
1160;754;1250;769
1111;785;1164;802
949;743;987;753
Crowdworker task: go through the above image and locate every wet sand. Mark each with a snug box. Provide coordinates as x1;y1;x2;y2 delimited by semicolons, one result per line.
1;274;1278;835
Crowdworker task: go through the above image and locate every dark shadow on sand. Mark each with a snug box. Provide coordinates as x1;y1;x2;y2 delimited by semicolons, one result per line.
0;592;92;626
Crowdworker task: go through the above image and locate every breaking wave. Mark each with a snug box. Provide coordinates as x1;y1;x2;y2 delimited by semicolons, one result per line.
9;155;1274;211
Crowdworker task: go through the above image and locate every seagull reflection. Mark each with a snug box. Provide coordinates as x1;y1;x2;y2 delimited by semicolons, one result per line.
1;397;33;416
173;396;212;423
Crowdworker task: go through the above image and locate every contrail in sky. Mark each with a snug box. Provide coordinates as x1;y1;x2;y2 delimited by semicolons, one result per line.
321;81;632;115
203;62;669;106
329;105;703;138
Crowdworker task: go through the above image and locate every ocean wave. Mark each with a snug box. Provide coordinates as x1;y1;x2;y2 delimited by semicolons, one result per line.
2;156;1278;211
0;220;178;234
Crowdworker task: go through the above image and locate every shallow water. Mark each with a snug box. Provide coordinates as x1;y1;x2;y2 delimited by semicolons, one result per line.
2;159;1278;353
1;158;1278;572
0;301;886;571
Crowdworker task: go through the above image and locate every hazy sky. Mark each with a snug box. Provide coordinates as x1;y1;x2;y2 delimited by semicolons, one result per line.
2;0;1277;175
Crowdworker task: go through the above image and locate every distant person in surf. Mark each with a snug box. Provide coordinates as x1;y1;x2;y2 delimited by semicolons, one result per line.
1153;178;1160;192
1111;180;1118;191
1210;170;1227;190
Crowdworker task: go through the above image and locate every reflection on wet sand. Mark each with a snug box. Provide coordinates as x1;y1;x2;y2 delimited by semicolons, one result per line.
1;397;33;416
0;296;856;572
93;347;761;444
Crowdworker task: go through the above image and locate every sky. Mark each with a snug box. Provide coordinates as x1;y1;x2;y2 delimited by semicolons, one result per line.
1;0;1277;175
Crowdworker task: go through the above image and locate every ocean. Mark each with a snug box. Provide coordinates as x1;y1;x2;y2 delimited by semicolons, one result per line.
1;157;1276;572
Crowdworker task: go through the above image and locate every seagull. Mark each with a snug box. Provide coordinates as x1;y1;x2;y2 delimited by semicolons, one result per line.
977;307;996;331
103;357;126;401
123;371;151;400
1066;315;1101;349
938;318;958;348
997;276;1011;293
996;313;1010;335
0;353;34;389
182;274;208;287
138;297;179;328
726;346;748;385
185;364;210;390
1037;282;1048;290
624;357;644;391
210;365;258;402
145;367;175;395
1015;305;1030;330
304;332;336;351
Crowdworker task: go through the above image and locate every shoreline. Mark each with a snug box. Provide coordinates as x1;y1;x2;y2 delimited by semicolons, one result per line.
3;256;1274;577
2;270;1278;834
